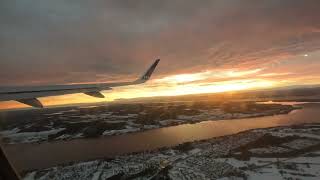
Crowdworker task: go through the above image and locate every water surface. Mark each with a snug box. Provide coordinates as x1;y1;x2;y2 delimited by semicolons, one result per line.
4;103;320;172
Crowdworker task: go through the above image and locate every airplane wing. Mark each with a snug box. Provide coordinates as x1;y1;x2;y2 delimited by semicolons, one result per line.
0;59;160;108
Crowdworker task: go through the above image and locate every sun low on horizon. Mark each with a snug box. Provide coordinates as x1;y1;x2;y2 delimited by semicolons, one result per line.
1;1;320;110
0;76;274;110
1;50;320;110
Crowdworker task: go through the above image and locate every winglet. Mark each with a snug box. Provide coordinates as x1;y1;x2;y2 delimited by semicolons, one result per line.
139;59;160;82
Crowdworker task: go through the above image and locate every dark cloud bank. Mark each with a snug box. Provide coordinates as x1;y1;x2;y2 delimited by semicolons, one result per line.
1;0;320;85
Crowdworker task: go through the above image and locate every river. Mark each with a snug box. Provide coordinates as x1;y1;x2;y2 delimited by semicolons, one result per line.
4;103;320;172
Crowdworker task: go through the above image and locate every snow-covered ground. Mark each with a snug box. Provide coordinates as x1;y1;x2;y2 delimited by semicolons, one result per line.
22;123;320;180
0;102;296;144
1;128;65;144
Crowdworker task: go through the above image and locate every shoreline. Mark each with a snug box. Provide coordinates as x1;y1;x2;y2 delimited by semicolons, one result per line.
4;103;319;173
22;122;320;179
0;102;299;145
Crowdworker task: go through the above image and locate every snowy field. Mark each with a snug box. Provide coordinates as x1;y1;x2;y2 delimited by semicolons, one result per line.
0;102;295;144
22;123;320;180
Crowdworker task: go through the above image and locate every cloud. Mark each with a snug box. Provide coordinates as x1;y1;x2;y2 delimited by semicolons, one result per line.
259;73;293;77
1;0;320;85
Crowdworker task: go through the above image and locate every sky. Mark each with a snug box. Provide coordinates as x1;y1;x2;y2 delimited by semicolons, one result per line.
1;0;320;109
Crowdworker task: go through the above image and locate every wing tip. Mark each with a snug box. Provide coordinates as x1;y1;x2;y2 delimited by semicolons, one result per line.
140;59;160;81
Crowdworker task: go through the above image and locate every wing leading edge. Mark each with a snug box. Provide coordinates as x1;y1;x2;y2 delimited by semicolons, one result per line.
0;59;160;108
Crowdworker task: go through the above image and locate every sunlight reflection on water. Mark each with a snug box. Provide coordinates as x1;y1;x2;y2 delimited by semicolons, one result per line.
4;102;320;172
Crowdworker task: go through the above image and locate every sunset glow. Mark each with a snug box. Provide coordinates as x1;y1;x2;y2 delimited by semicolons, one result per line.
155;72;210;83
2;2;320;179
0;68;278;110
1;1;320;110
1;52;320;110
